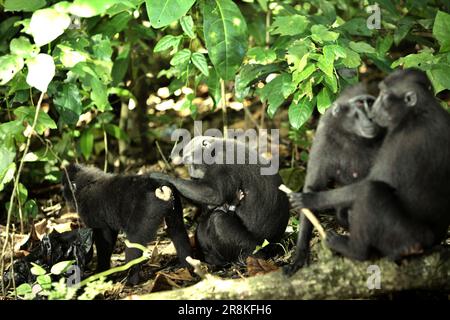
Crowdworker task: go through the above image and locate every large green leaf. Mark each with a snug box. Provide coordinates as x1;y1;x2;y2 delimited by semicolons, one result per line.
433;11;450;53
202;0;248;80
29;8;71;46
4;0;46;12
288;96;315;129
146;0;196;29
26;54;55;92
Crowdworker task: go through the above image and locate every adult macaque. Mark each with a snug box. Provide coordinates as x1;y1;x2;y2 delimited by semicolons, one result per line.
289;69;450;261
151;136;290;265
284;84;384;275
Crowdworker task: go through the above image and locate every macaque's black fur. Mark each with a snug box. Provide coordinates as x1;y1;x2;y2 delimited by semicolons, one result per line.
284;84;385;275
151;137;290;266
290;69;450;262
62;163;192;285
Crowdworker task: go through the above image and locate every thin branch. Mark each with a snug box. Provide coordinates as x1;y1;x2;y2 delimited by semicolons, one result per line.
155;141;173;172
103;128;108;172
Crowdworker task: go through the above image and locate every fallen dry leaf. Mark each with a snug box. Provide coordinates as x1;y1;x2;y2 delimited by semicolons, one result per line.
246;256;279;276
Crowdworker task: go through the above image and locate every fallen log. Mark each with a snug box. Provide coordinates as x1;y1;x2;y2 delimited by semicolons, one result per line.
131;247;450;300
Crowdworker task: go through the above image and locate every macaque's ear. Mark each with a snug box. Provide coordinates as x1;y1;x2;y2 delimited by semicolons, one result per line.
404;91;417;107
331;103;340;117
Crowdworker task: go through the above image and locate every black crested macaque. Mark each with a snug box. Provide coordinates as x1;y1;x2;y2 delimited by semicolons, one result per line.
150;136;290;266
284;84;385;276
290;68;450;261
62;164;192;285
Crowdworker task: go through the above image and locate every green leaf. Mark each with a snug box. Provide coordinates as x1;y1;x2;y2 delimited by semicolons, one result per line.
317;87;332;114
10;37;39;59
146;0;196;29
349;41;376;54
342;48;361;68
17;183;28;204
180;15;196;39
391;52;435;69
0;163;16;192
427;66;450;93
104;124;129;141
112;45;130;86
91;34;113;61
205;68;221;106
377;35;393;55
69;0;120;18
0;55;24;85
37;274;52;289
154;35;182;53
170;48;191;66
324;44;347;59
202;0;248;80
26;53;55;92
292;64;316;85
51;260;75;275
14;106;57;134
311;25;339;44
235;63;281;100
317;47;335;78
339;18;372;37
24;200;38;218
88;76;110;111
260;73;296;118
53;83;83;125
30;8;71;46
93;11;132;37
80;129;94;160
288;97;314;129
394;19;413;45
191;52;209;76
257;0;267;11
324;73;338;93
247;47;276;64
433;11;450;53
57;45;88;68
30;262;47;276
15;283;33;296
270;15;309;36
4;0;46;12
